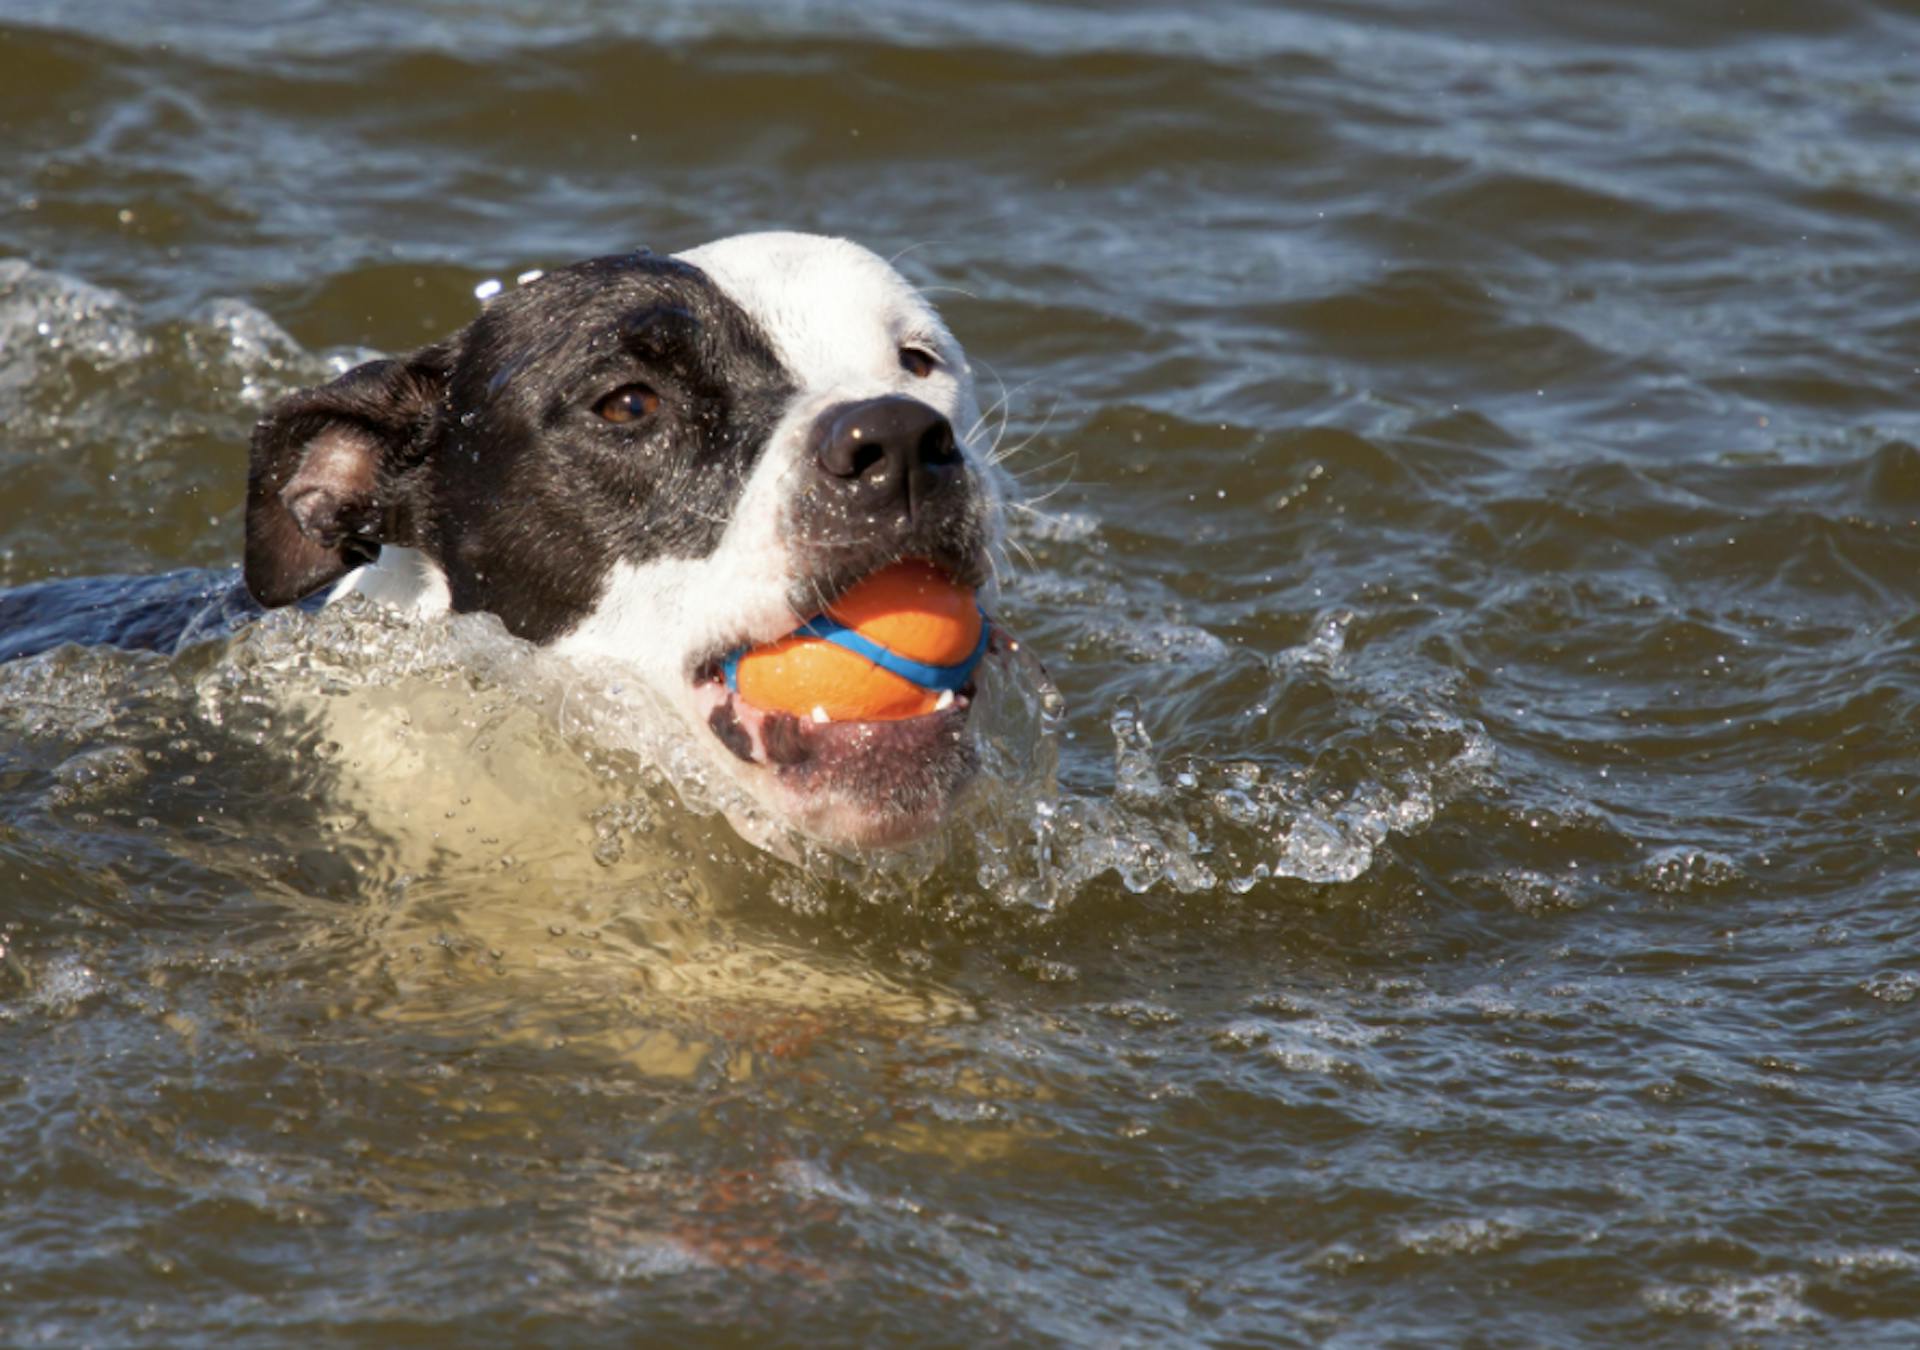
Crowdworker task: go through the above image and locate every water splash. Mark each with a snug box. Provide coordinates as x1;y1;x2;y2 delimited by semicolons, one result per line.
0;259;151;391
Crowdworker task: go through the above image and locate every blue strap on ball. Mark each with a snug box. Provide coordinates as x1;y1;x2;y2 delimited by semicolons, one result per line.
724;608;990;698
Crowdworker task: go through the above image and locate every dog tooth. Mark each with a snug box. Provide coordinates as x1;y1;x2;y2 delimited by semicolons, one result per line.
810;705;831;724
935;689;955;711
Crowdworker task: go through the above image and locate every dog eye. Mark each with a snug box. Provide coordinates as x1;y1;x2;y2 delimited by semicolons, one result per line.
898;346;938;378
595;384;660;423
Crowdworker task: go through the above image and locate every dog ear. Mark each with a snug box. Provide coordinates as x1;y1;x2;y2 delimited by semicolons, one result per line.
244;348;450;607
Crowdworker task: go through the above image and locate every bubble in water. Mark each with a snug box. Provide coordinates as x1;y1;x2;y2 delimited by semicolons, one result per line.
45;744;149;808
1861;971;1919;1004
1638;846;1741;896
26;953;103;1015
1109;698;1163;804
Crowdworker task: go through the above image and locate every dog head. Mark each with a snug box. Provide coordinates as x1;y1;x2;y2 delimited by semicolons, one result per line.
244;233;1007;848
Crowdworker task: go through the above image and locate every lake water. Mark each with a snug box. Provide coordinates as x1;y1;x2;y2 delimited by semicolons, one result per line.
3;1;1919;1344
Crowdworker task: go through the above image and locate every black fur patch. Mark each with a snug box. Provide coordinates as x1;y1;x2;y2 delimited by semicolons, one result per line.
761;712;813;766
707;700;755;763
246;253;794;643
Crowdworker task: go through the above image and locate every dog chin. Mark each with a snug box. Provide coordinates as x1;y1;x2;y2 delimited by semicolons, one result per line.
687;674;980;850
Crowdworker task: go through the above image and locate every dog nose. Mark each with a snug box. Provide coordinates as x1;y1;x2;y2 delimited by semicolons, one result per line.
810;397;959;512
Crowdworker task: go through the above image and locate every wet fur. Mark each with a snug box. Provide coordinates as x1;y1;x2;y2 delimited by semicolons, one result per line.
244;233;1007;846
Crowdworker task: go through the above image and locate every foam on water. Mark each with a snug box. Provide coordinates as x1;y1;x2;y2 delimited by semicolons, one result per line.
0;552;1484;937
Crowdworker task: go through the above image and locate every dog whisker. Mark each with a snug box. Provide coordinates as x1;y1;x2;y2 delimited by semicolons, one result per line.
988;397;1060;467
1000;531;1039;576
1018;475;1088;508
971;366;1039;440
965;356;1012;435
1003;448;1078;483
888;240;935;265
971;383;1050;467
913;283;980;302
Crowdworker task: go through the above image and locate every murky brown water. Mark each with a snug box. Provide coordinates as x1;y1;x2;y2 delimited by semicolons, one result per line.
4;1;1920;1344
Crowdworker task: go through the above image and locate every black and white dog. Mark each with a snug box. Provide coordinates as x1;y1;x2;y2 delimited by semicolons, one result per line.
243;232;1010;848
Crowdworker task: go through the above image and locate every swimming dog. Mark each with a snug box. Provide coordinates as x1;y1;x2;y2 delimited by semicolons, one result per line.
243;232;1008;849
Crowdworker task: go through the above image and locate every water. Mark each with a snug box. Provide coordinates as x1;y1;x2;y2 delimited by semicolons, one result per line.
4;0;1920;1343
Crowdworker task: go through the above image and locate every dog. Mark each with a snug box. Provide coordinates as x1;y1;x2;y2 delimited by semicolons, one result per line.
242;232;1010;850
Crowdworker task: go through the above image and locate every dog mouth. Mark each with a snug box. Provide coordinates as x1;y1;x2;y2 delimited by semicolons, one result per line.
691;665;977;776
684;558;989;847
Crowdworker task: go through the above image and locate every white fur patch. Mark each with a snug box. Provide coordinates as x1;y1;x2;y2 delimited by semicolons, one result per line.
676;232;971;400
331;544;451;618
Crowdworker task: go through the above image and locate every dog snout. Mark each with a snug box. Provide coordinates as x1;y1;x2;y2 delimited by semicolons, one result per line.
809;396;959;516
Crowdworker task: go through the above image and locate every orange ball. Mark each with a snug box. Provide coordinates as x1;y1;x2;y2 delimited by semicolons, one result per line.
733;560;983;722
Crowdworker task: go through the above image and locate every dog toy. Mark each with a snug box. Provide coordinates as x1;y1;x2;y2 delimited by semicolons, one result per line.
725;559;988;722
